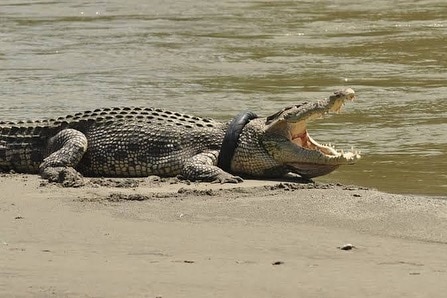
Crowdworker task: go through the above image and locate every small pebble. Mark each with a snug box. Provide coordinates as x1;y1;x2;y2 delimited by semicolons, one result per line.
338;243;356;250
272;261;284;265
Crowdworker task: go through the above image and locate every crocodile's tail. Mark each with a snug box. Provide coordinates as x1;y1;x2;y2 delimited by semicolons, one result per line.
0;126;47;173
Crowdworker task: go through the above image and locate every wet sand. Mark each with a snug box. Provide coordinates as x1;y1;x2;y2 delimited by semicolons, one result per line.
1;174;446;297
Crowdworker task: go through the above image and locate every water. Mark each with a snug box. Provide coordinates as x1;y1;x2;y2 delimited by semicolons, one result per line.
1;0;446;196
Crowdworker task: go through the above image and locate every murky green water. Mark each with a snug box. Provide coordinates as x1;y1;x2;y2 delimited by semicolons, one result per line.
1;0;446;195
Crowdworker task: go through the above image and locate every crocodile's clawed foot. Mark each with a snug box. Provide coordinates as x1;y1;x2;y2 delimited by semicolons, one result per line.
40;166;85;187
211;173;244;184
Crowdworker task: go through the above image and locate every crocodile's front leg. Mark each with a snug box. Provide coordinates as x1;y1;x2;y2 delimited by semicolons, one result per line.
181;150;243;183
39;129;87;187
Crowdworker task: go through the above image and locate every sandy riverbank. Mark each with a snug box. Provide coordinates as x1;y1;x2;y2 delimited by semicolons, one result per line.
1;174;446;297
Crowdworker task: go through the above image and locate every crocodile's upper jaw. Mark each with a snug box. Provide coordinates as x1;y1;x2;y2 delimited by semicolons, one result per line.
263;88;361;178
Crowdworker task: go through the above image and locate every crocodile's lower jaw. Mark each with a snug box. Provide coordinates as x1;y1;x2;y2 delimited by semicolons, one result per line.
288;163;340;178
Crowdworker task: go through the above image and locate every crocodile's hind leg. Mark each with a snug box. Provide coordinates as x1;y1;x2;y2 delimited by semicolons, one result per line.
39;129;88;187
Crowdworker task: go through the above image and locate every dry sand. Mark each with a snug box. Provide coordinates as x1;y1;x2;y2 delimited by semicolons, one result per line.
1;174;446;297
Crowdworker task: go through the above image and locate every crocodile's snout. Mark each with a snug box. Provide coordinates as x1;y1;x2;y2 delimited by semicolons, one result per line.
258;88;361;178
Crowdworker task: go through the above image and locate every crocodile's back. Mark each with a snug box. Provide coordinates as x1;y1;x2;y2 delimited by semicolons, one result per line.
0;107;226;176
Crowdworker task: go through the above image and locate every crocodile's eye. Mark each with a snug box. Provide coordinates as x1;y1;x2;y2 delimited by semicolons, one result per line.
266;103;309;124
266;107;290;123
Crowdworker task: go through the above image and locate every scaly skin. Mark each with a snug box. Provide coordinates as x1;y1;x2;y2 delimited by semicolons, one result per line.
0;89;360;185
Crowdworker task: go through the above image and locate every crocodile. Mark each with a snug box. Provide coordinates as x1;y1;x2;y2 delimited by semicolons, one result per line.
0;88;360;185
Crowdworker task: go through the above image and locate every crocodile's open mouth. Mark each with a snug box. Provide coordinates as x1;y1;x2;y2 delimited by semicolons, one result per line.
291;126;360;159
289;120;359;160
292;129;338;156
287;121;359;178
289;94;359;160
